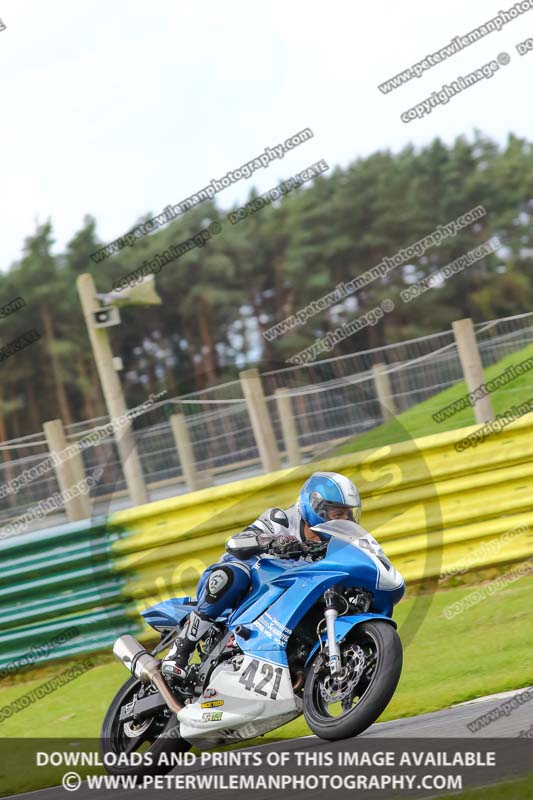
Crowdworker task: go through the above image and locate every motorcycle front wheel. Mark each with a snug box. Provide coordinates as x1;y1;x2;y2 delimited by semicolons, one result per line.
100;675;191;776
303;620;402;740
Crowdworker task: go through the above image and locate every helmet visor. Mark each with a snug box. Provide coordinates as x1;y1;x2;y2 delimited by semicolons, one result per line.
311;494;361;525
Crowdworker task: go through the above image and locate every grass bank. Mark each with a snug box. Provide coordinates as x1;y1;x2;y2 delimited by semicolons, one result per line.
335;343;533;455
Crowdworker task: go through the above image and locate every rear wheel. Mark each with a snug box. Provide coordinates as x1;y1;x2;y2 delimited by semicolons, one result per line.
303;621;402;740
100;676;191;776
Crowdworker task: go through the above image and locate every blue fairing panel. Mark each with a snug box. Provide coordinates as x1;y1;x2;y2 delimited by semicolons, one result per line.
230;568;352;668
141;597;195;630
304;613;397;667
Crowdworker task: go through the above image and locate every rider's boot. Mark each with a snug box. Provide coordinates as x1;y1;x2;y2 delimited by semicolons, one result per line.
161;610;213;681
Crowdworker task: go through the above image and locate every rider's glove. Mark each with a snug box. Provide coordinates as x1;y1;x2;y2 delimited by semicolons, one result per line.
256;531;277;552
269;535;303;558
227;530;265;558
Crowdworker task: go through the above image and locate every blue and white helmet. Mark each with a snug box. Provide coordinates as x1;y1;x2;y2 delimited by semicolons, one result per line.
298;471;362;537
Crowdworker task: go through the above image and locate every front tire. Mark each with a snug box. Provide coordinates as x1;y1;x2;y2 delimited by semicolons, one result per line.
100;676;191;776
303;620;402;740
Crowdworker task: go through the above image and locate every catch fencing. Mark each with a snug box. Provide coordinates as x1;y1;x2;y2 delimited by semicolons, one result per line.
0;311;533;532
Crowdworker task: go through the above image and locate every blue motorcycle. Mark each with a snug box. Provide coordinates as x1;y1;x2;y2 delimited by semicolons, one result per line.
101;520;405;774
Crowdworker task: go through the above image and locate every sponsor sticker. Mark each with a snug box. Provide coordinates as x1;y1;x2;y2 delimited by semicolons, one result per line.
201;700;224;708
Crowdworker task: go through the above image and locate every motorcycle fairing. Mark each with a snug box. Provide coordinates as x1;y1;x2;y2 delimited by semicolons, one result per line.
177;653;301;747
141;597;195;631
228;535;403;667
227;555;294;619
230;568;351;666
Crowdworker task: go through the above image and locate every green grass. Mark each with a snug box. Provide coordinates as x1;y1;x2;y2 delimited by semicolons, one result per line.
335;343;533;454
437;773;533;800
0;575;531;740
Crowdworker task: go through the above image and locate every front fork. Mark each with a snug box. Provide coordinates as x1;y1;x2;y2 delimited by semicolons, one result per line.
324;590;341;675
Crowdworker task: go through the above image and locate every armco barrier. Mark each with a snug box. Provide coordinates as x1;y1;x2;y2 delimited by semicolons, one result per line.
1;413;532;672
0;518;142;672
109;411;533;615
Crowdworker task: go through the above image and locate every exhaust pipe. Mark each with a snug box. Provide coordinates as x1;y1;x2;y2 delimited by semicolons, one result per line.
113;635;160;683
113;634;184;713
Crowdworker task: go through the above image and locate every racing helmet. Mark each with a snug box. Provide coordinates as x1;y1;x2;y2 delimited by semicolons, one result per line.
298;471;362;538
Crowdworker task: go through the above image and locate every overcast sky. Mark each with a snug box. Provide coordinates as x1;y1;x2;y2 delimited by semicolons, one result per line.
1;0;532;270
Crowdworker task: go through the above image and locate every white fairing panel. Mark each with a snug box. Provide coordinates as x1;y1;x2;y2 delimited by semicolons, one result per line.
177;653;301;747
311;519;404;591
352;531;405;591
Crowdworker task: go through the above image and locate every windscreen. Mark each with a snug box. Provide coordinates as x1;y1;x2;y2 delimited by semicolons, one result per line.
311;519;394;572
310;519;371;542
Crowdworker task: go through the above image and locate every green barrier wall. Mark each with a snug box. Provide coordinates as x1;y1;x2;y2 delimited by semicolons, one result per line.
0;517;142;672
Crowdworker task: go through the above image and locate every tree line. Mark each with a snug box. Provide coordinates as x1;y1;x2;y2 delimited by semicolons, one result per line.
1;131;532;442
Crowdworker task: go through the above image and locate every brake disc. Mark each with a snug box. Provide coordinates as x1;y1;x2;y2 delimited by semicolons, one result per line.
320;644;366;703
123;717;154;737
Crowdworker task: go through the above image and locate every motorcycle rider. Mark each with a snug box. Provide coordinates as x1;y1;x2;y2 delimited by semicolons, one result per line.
162;471;362;681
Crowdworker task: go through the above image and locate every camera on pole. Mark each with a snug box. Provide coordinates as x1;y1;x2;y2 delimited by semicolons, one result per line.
92;276;161;329
92;306;121;328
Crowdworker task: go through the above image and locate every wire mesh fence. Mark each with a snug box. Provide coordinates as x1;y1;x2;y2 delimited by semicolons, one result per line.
1;310;532;534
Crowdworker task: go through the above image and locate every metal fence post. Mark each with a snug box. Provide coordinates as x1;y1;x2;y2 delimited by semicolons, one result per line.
275;388;301;467
240;368;281;473
43;419;90;521
452;318;494;423
372;362;397;420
